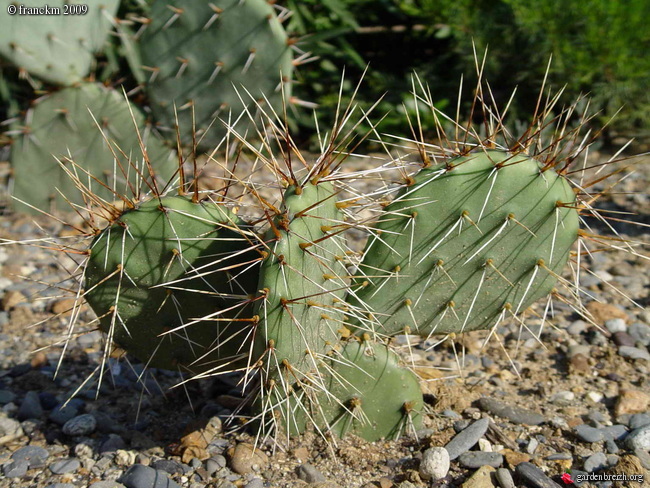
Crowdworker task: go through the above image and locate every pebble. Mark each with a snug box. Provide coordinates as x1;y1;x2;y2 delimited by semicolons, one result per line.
459;451;504;469
206;455;227;476
62;413;97;436
583;452;607;472
49;404;80;425
461;465;495;488
89;482;127;488
629;413;650;430
567;321;588;335
444;418;490;460
17;391;43;420
629;323;650;346
625;424;650;450
526;438;539;455
605;318;626;333
605;439;619;454
634;449;650;470
100;433;128;453
550;391;574;405
602;424;627;441
152;459;185;475
45;484;76;488
0;414;24;440
0;389;16;404
419;446;450;481
12;445;50;468
574;424;604;443
478;398;545;425
612;331;636;347
617;346;650;361
615;389;650;416
296;463;326;483
49;458;81;474
495;468;516;488
227;443;269;474
119;464;182;488
586;391;604;403
245;479;265;488
515;462;561;488
3;459;29;477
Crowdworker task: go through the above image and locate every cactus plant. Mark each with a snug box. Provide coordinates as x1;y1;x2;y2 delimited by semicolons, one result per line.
136;0;294;148
0;0;120;85
348;149;580;338
85;193;261;373
9;82;177;213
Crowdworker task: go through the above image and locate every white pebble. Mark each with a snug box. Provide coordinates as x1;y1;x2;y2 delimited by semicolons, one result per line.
419;447;450;481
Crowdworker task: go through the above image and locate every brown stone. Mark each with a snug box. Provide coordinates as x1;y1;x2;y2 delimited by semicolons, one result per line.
378;477;393;488
50;298;79;315
502;449;531;467
615;389;650;416
227;442;269;474
292;446;310;463
569;354;591;375
1;290;25;310
461;465;495;488
586;302;627;325
30;351;48;368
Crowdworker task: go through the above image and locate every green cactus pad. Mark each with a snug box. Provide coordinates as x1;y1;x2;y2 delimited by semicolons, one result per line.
10;83;177;214
85;195;259;373
349;150;580;337
263;339;423;441
253;182;347;381
138;0;294;148
0;0;119;85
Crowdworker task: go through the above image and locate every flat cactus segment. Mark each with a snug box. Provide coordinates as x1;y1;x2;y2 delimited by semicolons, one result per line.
350;150;580;337
138;0;293;148
85;195;260;373
10;83;176;213
0;0;119;85
267;340;424;441
253;182;347;380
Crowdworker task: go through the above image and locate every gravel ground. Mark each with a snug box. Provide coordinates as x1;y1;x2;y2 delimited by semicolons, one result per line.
0;150;648;488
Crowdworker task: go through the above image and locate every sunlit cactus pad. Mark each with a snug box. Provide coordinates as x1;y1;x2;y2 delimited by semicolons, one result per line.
0;0;120;85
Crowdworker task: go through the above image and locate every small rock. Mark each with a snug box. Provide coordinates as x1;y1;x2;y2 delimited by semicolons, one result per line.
612;331;636;347
89;482;127;488
634;449;650;470
495;468;516;488
119;464;182;488
227;443;269;474
461;465;496;488
1;290;26;310
629;413;650;430
205;455;226;476
444;418;490;460
569;354;591;374
459;451;504;469
49;457;81;474
62;414;96;436
50;298;77;315
618;346;650;361
478;398;545;425
17;391;43;420
629;323;650;346
586;302;627;324
526;438;539;455
586;392;604;403
574;424;604;443
502;449;531;467
11;445;49;468
297;463;326;483
419;446;450;481
0;414;24;443
245;479;265;488
550;391;574;405
49;403;80;425
584;452;607;472
3;459;29;477
115;450;137;466
605;318;626;333
45;484;76;488
602;424;628;441
625;425;650;451
0;389;16;404
515;462;561;488
100;433;127;453
615;389;650;416
152;459;185;475
567;321;588;335
605;439;619;454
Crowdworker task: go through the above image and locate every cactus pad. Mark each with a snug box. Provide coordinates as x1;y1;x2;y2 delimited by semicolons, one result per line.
0;0;119;85
350;150;580;337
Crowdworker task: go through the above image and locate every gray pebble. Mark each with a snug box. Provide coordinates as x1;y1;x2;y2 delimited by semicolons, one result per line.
495;468;516;488
617;346;650;361
526;438;539;455
419;446;450;481
602;424;628;441
625;424;650;450
629;323;650;346
584;452;607;472
296;463;326;483
453;419;471;432
574;424;604;443
515;462;561;488
206;455;227;476
119;464;182;488
89;482;127;488
567;321;588;335
12;445;49;468
459;451;503;469
605;318;626;333
62;414;97;436
606;455;619;467
442;409;461;419
478;398;544;425
45;484;76;488
3;459;29;477
245;479;265;488
152;459;186;475
568;344;591;357
49;458;81;474
629;413;650;430
100;434;127;454
0;414;23;438
444;418;490;460
49;404;79;425
634;449;650;470
0;389;16;404
545;453;572;461
17;391;43;420
605;439;619;454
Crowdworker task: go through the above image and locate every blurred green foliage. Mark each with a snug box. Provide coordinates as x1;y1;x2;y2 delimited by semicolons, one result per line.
288;0;650;143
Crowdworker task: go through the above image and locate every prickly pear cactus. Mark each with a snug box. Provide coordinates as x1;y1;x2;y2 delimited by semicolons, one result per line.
85;195;260;373
350;150;580;337
137;0;294;148
253;182;347;382
0;0;120;85
10;83;177;213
